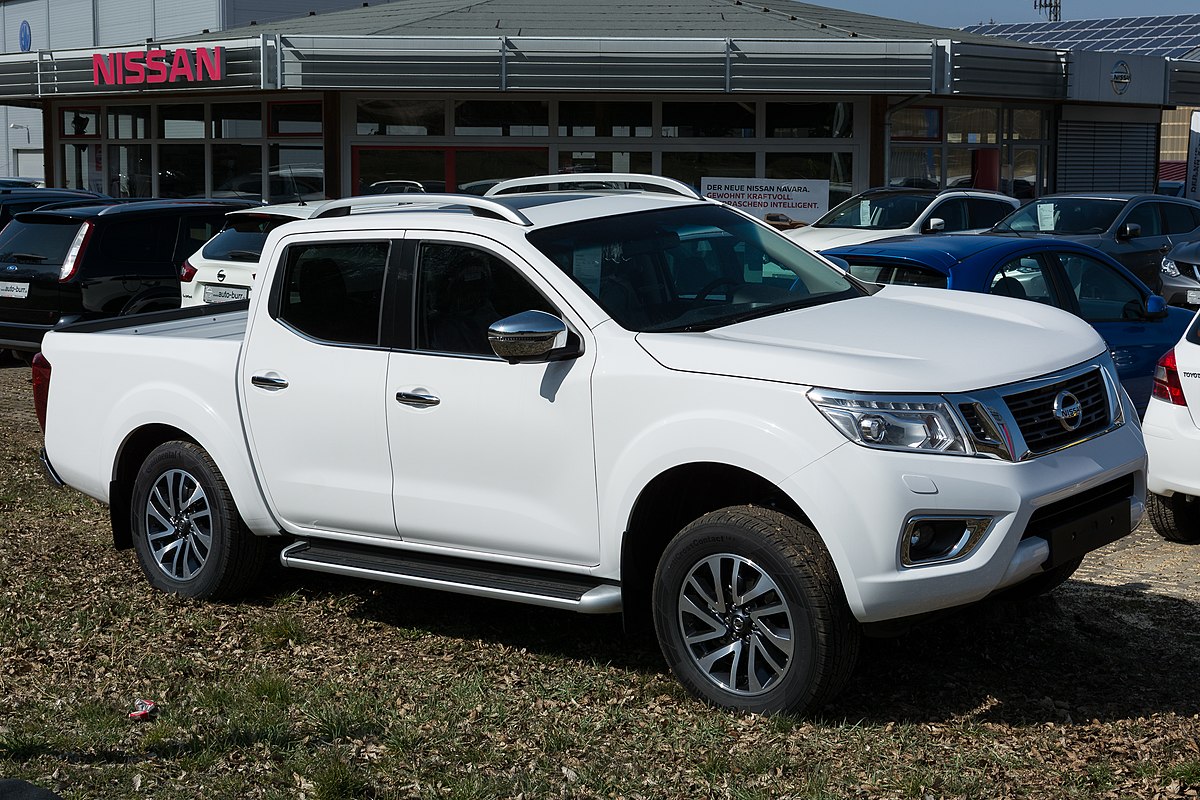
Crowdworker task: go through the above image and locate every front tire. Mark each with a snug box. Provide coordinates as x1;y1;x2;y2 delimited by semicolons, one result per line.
652;505;859;715
130;441;267;599
1147;491;1200;543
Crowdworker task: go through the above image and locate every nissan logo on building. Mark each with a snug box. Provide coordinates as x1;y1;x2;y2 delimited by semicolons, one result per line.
1053;390;1084;432
1110;60;1132;96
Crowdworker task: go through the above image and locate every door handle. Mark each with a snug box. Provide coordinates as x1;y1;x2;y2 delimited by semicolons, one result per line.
251;374;289;390
396;391;440;408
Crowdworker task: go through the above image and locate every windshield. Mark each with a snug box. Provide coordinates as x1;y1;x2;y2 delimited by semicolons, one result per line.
201;215;300;261
526;205;863;333
812;192;935;230
993;198;1124;235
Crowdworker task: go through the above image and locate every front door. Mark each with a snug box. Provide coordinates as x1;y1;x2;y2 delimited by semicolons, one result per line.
385;233;600;565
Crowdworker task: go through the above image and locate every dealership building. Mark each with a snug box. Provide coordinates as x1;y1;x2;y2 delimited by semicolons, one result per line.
0;0;1197;218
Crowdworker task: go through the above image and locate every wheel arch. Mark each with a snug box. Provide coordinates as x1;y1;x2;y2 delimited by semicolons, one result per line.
619;461;811;634
109;424;199;550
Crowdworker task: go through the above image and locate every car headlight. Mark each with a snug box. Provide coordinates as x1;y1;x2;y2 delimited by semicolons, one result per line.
808;389;973;455
1162;257;1180;277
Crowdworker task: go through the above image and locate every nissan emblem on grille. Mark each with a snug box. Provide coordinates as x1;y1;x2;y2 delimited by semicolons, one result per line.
1053;390;1083;432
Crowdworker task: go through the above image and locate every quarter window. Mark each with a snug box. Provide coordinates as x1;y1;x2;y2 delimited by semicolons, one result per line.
277;241;389;346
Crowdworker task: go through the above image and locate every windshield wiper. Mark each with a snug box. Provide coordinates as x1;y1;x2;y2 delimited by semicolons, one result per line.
0;252;47;263
225;249;261;262
664;296;843;333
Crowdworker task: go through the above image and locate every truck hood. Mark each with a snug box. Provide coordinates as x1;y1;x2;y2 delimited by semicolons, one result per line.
635;285;1107;394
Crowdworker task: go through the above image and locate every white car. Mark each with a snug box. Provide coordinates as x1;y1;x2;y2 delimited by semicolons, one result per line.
786;187;1019;250
1141;316;1200;543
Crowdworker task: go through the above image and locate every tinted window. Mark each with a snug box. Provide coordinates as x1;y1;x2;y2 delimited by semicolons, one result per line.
98;218;177;263
277;241;389;346
968;199;1014;229
1124;203;1163;237
416;243;555;356
178;214;227;260
202;215;300;262
0;219;79;267
1161;202;1199;235
815;192;935;230
990;255;1056;305
527;205;861;333
930;198;969;231
1057;251;1144;322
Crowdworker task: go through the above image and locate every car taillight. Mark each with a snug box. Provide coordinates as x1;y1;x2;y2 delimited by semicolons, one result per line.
31;352;51;433
1152;348;1187;406
179;259;197;282
59;220;94;282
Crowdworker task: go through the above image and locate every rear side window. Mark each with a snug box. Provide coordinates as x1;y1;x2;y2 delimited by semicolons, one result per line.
0;219;80;267
845;261;947;288
98;218;178;262
277;240;389;346
1161;202;1199;235
202;215;299;262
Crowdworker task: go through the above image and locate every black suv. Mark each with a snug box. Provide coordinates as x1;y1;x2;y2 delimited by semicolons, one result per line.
0;199;254;356
0;187;105;230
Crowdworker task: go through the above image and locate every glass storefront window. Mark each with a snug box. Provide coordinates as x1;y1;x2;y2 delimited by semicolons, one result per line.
558;151;652;174
558;102;652;137
212;144;263;199
107;144;152;197
355;148;447;193
160;104;204;139
1005;146;1041;200
212;103;262;139
766;103;853;138
661;152;755;189
356;99;444;136
946;107;998;145
765;152;854;205
107;106;149;140
1010;109;1046;141
454;149;548;193
453;101;549;136
270;102;322;136
891;107;940;141
62;143;103;192
661;103;755;138
269;144;324;201
62;108;100;138
158;144;205;196
889;146;942;189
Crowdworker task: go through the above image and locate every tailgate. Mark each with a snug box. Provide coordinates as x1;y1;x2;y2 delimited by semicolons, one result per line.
0;218;83;328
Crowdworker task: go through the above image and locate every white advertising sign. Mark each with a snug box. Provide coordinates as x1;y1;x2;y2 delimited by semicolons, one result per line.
1186;110;1200;202
700;178;830;226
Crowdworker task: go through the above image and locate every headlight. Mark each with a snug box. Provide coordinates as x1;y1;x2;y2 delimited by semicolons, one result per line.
1162;257;1180;277
808;389;973;455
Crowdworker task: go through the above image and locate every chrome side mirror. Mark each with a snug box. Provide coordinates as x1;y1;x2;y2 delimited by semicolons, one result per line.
923;217;945;233
1117;222;1141;240
488;310;579;364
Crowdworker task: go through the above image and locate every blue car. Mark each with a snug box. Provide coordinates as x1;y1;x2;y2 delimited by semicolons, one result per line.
824;234;1194;414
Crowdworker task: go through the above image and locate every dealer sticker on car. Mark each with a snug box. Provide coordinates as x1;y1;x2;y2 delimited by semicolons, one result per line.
0;280;29;299
203;285;249;303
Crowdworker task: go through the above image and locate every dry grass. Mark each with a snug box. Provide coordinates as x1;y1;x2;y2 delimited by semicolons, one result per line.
2;363;1200;799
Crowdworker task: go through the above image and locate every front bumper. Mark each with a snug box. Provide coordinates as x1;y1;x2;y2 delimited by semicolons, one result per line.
782;417;1146;624
1160;271;1200;308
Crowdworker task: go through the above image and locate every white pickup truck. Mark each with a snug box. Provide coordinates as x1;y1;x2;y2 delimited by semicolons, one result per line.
34;175;1147;715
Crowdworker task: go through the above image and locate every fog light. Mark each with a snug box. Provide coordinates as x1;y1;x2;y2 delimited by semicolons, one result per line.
901;516;993;567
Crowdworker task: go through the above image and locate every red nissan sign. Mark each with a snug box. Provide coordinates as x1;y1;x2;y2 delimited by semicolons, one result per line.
92;46;223;86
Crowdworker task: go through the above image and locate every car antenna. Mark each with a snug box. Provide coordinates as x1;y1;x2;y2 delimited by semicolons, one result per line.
289;164;306;206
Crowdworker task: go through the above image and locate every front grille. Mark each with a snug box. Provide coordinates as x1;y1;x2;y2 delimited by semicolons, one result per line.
958;403;989;440
1002;368;1109;454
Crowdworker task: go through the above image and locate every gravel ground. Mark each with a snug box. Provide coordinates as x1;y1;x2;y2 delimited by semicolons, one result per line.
3;361;1196;601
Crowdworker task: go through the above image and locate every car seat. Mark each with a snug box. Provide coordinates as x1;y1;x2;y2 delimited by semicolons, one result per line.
991;275;1027;300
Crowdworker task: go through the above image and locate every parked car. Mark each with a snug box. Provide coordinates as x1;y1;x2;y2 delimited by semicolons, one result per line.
0;199;255;355
989;193;1200;295
1159;240;1200;309
824;234;1193;414
36;174;1145;716
0;177;44;189
0;187;106;230
1143;314;1200;543
363;179;446;194
784;187;1019;250
180;195;454;308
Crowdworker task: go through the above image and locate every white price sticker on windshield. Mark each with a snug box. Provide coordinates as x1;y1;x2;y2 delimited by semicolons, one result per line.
0;281;29;299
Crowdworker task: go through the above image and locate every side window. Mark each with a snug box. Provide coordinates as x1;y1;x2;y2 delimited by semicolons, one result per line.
990;255;1056;306
967;199;1013;230
416;243;556;356
1161;202;1198;235
1057;251;1144;322
1124;203;1163;237
846;262;946;288
98;218;177;263
930;198;969;231
277;240;389;346
176;214;226;260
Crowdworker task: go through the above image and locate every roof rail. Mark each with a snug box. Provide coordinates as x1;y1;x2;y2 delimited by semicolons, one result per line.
485;173;703;199
311;194;533;225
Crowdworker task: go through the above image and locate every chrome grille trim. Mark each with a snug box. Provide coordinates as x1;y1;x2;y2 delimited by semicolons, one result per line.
946;355;1123;462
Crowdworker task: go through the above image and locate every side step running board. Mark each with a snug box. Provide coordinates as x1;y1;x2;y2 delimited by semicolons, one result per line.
280;540;622;614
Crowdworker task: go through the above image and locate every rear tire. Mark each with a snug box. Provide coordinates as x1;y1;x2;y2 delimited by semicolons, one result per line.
1147;491;1200;544
130;441;267;599
652;505;859;715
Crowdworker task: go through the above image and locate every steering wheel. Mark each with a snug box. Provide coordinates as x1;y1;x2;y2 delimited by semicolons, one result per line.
691;278;745;306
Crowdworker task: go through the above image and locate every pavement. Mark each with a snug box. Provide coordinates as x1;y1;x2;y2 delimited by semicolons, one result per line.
2;361;1197;602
